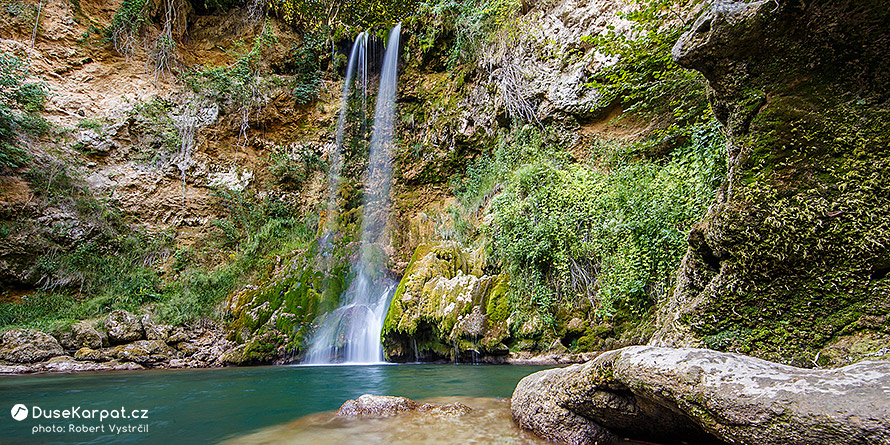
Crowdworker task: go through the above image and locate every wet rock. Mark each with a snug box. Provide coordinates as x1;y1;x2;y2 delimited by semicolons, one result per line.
104;310;144;344
220;344;249;365
0;329;66;363
71;322;103;349
512;346;890;445
338;395;419;417
338;394;471;418
382;242;510;361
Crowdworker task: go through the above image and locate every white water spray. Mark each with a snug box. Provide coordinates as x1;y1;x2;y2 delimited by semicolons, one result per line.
306;24;401;364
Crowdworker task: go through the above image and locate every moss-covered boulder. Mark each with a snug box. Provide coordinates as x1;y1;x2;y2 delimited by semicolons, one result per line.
71;322;104;349
0;329;66;363
220;330;287;366
652;0;890;366
382;242;512;361
223;239;354;361
74;347;111;362
111;340;176;365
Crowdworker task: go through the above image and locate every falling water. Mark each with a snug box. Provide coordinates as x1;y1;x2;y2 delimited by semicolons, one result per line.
305;24;401;364
325;31;367;232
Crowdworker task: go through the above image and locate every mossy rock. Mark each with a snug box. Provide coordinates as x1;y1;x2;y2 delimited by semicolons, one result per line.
655;0;890;366
382;241;512;361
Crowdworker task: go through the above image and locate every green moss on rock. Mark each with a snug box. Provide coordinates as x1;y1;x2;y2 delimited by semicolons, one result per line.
654;0;890;366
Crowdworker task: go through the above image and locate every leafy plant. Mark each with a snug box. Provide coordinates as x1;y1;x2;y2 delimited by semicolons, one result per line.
414;0;521;69
184;20;277;137
266;0;418;31
583;0;710;151
267;144;326;190
490;121;725;320
0;53;47;168
289;31;324;104
108;0;151;56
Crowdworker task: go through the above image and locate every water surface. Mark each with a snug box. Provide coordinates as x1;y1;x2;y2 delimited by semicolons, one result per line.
0;364;553;444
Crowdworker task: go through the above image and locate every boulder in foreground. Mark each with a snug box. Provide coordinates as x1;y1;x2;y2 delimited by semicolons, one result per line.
511;346;890;445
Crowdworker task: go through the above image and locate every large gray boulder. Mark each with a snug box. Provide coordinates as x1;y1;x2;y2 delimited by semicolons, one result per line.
0;329;66;363
511;346;890;445
104;310;144;344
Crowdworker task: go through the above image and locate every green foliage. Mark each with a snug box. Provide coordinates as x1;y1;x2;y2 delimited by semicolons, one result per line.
0;183;319;329
266;0;418;31
0;53;47;168
288;31;325;104
584;0;709;145
159;207;319;325
184;20;276;130
447;116;724;325
491;122;724;318
108;0;151;55
267;144;326;190
414;0;521;68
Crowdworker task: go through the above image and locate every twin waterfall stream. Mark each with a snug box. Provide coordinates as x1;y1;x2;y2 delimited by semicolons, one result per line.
304;25;402;365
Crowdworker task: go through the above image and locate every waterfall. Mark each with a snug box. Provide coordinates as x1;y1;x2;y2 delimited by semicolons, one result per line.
305;24;401;365
326;31;367;231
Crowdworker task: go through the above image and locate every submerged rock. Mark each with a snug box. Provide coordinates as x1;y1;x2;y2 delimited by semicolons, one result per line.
0;329;66;363
104;310;144;344
226;397;544;444
511;346;890;445
338;395;420;417
337;394;471;418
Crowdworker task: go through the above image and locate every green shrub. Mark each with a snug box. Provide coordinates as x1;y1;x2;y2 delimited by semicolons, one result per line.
266;0;418;31
490;120;725;320
584;0;710;149
0;53;47;168
414;0;521;68
289;31;324;104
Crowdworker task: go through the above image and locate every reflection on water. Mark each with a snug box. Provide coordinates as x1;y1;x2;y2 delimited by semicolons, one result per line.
224;397;547;445
0;364;553;444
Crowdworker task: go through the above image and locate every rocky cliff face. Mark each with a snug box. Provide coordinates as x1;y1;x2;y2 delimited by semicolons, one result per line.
651;0;890;366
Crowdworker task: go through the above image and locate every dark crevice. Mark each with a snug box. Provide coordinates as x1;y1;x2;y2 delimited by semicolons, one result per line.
871;266;890;281
688;228;724;272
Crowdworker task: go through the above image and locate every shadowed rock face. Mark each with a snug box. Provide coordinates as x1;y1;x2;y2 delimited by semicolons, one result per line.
652;0;890;366
511;346;890;445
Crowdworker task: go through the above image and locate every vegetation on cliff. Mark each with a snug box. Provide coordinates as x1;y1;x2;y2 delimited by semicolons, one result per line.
1;0;886;368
